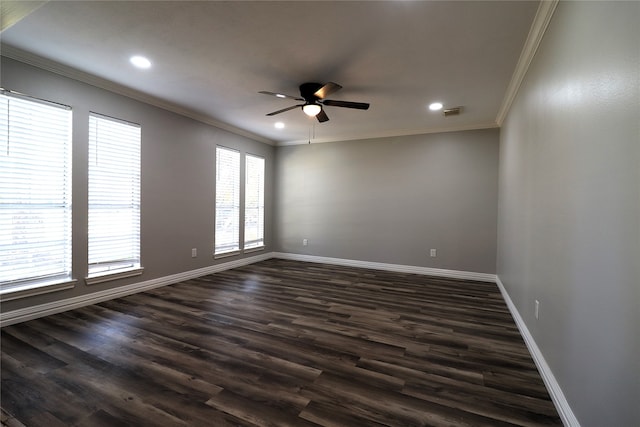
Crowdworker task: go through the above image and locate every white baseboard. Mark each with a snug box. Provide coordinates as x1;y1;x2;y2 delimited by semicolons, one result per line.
1;251;579;426
272;252;497;282
0;251;273;327
495;276;580;427
1;252;496;327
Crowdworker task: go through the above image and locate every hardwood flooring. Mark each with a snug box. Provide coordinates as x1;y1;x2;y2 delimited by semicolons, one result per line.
1;259;562;426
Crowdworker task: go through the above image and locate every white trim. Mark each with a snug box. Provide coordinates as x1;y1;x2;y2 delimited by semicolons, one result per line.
0;1;47;32
0;279;77;302
0;252;272;327
0;252;497;326
277;122;499;147
496;0;559;126
85;267;144;286
1;88;71;110
2;1;557;149
495;276;581;427
271;252;496;283
2;45;498;147
0;45;275;146
243;246;265;254
213;250;241;260
1;249;577;426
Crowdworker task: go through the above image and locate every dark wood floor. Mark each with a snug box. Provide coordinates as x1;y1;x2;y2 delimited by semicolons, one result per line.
1;259;561;426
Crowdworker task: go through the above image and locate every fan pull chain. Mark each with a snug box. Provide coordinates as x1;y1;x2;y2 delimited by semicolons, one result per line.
309;123;316;144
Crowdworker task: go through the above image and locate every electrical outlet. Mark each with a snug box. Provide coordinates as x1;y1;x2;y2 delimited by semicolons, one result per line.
303;239;308;246
535;300;540;320
191;248;197;258
430;249;437;257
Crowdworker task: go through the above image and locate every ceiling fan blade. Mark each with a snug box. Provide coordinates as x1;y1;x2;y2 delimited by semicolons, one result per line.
259;91;304;101
316;109;329;123
322;99;370;110
314;82;342;99
266;104;302;116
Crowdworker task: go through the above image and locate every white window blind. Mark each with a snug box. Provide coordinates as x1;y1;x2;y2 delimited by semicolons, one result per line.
244;154;265;249
0;92;72;291
215;146;240;255
88;113;141;276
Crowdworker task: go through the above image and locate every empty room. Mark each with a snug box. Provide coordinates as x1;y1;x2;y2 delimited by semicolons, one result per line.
1;1;638;426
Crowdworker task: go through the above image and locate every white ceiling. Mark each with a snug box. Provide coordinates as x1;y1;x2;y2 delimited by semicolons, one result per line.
0;1;540;145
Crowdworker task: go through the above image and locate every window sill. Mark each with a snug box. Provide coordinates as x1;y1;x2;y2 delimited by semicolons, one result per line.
243;246;265;254
85;267;144;286
0;278;77;302
214;250;240;260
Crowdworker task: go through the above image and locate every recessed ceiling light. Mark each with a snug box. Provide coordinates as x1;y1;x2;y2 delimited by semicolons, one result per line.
275;94;286;99
130;55;151;69
429;102;443;111
274;122;285;129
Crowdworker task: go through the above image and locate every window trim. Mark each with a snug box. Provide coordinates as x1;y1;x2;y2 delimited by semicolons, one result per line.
214;145;241;256
86;112;142;280
0;90;73;298
85;267;144;286
213;250;241;260
243;246;265;255
0;278;77;302
243;153;265;251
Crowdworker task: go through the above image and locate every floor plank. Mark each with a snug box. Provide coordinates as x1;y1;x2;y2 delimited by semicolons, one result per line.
1;259;561;426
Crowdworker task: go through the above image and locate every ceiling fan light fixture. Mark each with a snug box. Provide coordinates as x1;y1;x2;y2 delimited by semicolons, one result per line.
302;104;321;117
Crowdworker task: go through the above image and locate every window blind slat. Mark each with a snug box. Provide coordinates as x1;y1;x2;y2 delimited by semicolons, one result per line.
0;94;72;288
88;114;141;275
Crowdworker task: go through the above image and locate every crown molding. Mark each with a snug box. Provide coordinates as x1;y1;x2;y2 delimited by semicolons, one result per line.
276;122;500;146
0;0;46;31
496;0;559;126
0;44;275;146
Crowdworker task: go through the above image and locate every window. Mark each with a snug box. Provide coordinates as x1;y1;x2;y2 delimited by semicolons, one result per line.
87;113;141;280
215;146;240;255
244;154;265;250
0;91;73;295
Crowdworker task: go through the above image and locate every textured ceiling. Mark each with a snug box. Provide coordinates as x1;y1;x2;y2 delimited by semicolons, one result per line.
0;1;540;145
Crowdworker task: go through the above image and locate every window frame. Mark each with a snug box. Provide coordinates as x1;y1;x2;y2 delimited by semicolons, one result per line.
243;153;265;252
0;90;76;300
85;112;142;284
214;145;241;257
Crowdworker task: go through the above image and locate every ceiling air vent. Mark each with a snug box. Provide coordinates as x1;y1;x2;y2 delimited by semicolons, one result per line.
443;107;462;117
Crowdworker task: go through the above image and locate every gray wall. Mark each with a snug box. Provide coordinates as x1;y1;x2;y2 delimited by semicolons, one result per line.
497;2;640;426
275;129;499;274
1;57;275;312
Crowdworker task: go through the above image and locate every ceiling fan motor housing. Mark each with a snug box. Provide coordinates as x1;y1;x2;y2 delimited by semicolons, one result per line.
300;82;324;103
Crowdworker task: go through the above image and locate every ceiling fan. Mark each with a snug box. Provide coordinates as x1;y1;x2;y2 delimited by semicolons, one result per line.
259;82;369;123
